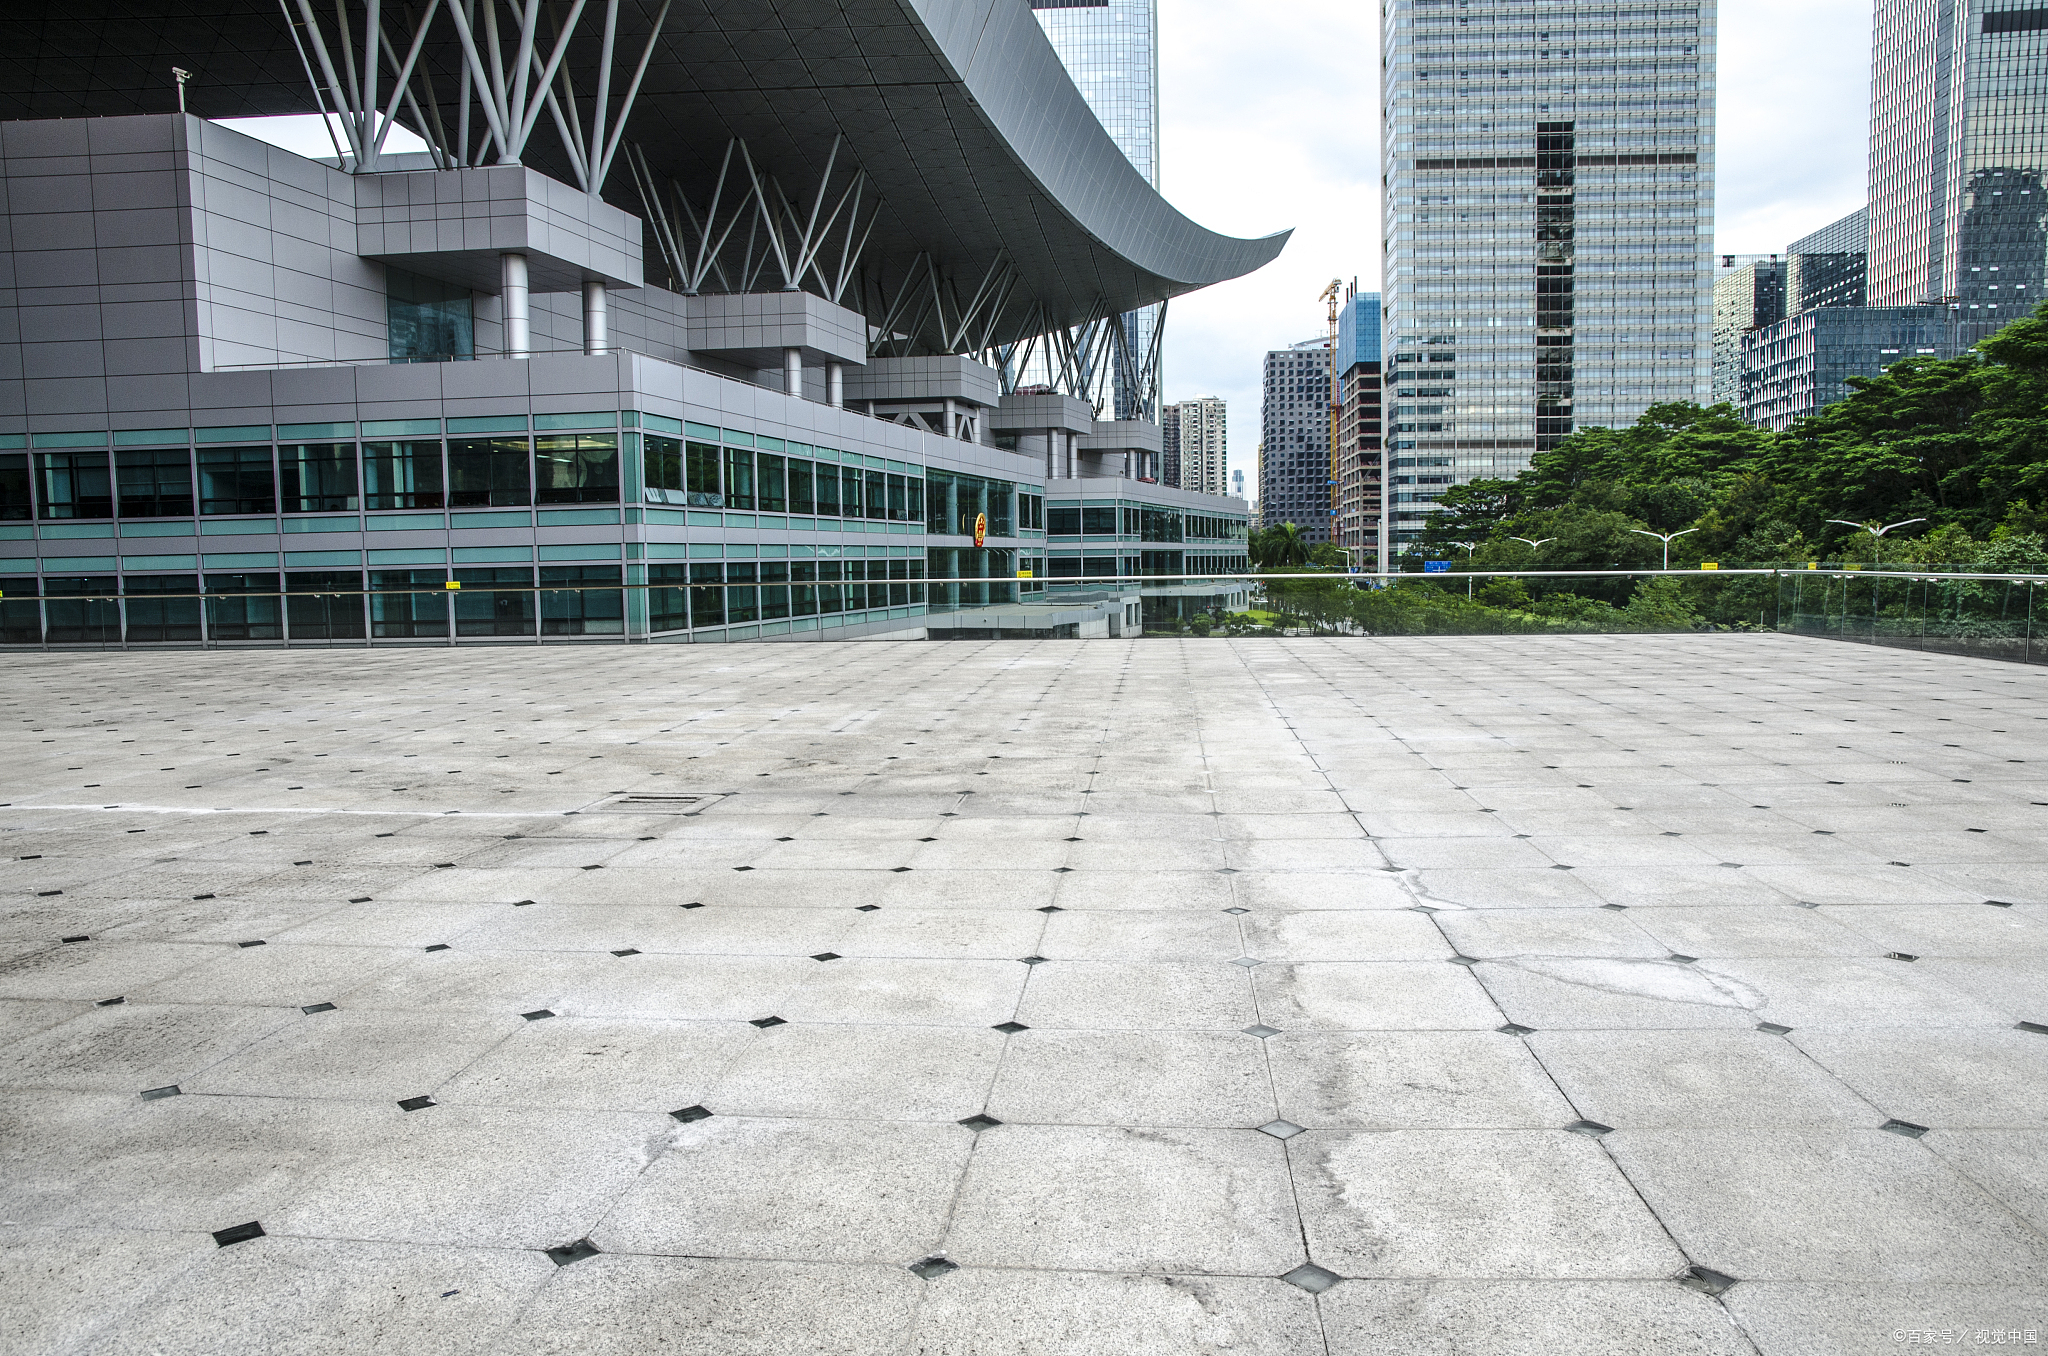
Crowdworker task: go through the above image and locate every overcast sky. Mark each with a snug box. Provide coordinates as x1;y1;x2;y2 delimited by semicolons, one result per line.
1156;0;1876;499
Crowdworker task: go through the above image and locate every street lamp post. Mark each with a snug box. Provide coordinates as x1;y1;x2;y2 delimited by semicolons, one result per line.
1630;527;1698;571
1827;518;1927;638
1509;535;1556;557
1448;540;1479;598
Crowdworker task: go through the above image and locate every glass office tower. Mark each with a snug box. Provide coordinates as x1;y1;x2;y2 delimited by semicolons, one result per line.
1379;0;1716;542
1868;0;2046;339
1034;0;1164;421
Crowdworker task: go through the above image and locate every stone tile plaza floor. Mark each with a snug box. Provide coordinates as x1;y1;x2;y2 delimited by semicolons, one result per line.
2;634;2046;1355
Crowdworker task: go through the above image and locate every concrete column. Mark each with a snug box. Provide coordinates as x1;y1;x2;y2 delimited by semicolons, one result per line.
827;363;844;408
943;398;957;440
783;347;803;397
500;252;530;358
1045;427;1057;481
582;280;608;356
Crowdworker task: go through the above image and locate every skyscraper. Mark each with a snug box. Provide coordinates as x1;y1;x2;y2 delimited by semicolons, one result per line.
1787;208;1871;313
1034;0;1165;420
1335;289;1386;567
1868;0;2044;339
1260;339;1333;543
1379;0;1716;542
1711;255;1784;405
1166;397;1228;495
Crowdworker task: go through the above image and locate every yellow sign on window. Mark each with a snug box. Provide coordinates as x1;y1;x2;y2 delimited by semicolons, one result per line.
1015;570;1033;578
445;581;463;590
1699;562;1719;570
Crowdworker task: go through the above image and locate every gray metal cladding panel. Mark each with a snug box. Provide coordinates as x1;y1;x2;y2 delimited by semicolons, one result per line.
1;0;1285;344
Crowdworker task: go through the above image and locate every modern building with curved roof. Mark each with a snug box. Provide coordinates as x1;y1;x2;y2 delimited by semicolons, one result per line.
0;0;1280;646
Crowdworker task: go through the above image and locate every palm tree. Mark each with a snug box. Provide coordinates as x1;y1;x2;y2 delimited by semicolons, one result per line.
1269;522;1310;567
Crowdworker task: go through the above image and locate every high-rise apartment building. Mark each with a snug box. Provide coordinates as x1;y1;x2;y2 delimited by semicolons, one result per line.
1869;0;2046;337
1160;403;1181;487
1380;0;1716;539
1034;0;1165;420
1260;339;1333;542
1166;397;1228;495
1712;255;1784;405
1334;289;1386;567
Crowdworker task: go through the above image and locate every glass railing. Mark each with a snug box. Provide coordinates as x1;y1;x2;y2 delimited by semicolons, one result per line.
6;568;2046;661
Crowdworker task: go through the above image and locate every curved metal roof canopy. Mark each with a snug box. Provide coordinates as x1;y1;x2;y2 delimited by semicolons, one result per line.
0;0;1288;351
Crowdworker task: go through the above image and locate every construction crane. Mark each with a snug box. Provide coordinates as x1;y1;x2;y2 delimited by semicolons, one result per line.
1319;278;1343;561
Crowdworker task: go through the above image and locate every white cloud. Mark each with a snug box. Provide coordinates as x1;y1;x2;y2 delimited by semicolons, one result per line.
1156;0;1875;496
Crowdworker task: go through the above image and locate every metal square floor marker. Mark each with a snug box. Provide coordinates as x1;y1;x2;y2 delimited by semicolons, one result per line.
670;1105;712;1123
610;948;641;957
1669;954;1699;964
1037;905;1062;913
521;1009;555;1022
992;1022;1028;1033
301;1002;336;1015
545;1239;600;1267
2015;1021;2048;1035
350;896;372;903
1448;954;1480;967
1678;1265;1738;1297
424;944;450;952
236;939;266;949
96;996;124;1007
750;1016;786;1028
1243;1024;1282;1038
1258;1119;1306;1140
140;1085;181;1101
212;1221;265;1248
1280;1263;1342;1294
1497;1023;1535;1036
61;935;89;944
1881;1118;1929;1138
1886;952;1918;962
1224;907;1248;915
909;1256;958;1280
958;1114;1002;1131
855;904;879;912
1018;956;1048;966
1601;903;1628;911
811;952;842;962
1756;1021;1793;1035
1565;1119;1614;1136
398;1095;436;1111
1231;956;1263;968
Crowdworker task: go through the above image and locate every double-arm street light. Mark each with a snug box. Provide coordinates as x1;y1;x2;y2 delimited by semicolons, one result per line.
1827;517;1927;634
1630;527;1698;571
1509;535;1556;557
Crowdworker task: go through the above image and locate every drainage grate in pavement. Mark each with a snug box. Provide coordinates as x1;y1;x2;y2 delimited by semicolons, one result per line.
140;1085;181;1101
1280;1263;1342;1294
